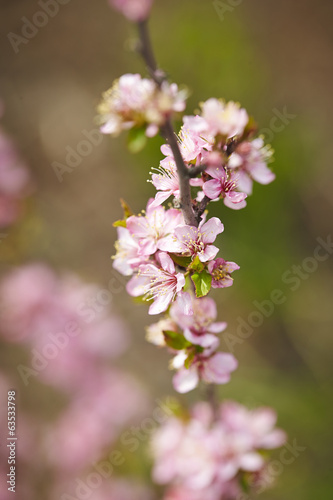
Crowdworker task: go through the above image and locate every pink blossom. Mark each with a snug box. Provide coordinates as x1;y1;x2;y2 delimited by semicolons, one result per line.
228;137;275;195
126;200;183;256
149;160;180;207
203;166;247;209
126;252;185;314
151;401;286;499
170;292;227;347
45;369;148;473
159;217;224;262
98;74;187;137
207;258;240;288
171;350;238;393
113;226;147;276
109;0;153;22
201;98;249;138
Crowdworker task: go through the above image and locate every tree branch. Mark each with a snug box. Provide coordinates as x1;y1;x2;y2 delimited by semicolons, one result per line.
137;20;197;226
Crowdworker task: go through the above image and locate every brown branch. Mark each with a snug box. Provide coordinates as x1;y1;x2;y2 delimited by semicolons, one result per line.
136;20;197;227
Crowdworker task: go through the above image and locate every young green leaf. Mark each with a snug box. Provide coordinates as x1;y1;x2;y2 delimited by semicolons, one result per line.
191;270;212;297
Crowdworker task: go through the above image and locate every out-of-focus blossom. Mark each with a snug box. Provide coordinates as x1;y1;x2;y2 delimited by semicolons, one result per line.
146;317;177;346
171;350;238;393
151;401;286;499
203;166;247;209
126;252;185;314
98;74;186;137
44;369;148;473
170;292;227;348
0;106;31;228
109;0;153;22
0;264;129;391
207;258;239;288
126;200;183;256
228;137;275;195
201;98;249;139
159;217;224;263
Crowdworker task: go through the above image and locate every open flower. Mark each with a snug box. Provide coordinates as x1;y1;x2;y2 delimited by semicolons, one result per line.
207;258;239;288
127;201;183;256
126;252;185;314
159;217;224;263
98;74;186;137
170;293;227;348
171;350;238;393
200;99;249;139
228;137;275;195
149;160;180;207
112;227;146;276
203;166;247;209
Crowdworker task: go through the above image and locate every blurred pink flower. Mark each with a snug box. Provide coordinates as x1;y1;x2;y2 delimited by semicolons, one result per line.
201;99;249;138
109;0;153;22
151;401;286;499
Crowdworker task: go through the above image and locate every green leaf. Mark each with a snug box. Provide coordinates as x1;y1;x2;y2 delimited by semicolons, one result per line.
188;255;205;273
163;331;191;351
184;350;195;369
170;255;192;268
191;270;212;297
112;219;127;228
120;198;133;218
127;127;147;153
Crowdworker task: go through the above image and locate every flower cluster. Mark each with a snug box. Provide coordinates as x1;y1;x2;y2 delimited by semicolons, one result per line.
151;401;286;500
113;198;240;392
98;73;187;138
0;102;32;228
0;264;151;499
151;98;274;209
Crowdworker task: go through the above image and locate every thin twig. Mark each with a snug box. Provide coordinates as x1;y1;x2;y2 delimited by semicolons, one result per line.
136;19;198;226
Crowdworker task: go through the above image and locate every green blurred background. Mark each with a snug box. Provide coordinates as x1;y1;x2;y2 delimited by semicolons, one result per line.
1;0;333;498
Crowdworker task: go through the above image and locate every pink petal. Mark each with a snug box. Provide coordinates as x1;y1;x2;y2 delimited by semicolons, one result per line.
126;274;148;297
239;452;264;472
200;217;224;243
203;179;222;200
250;162;275;185
157;252;175;274
200;244;219;262
208;321;227;334
224;197;247;210
201;352;238;384
149;291;174;315
227;191;247;203
173;367;199;393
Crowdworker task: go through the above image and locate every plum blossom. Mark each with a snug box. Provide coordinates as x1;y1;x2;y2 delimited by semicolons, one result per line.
207;258;239;288
126;252;185;314
113;226;146;276
159;217;224;263
203;166;247;209
151;401;286;500
149;160;180;207
126;200;183;256
109;0;153;22
170;292;227;347
171;349;238;393
98;74;186;137
228;137;275;195
201;98;249;138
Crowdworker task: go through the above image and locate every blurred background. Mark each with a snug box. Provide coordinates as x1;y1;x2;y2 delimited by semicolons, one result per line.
1;0;333;498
